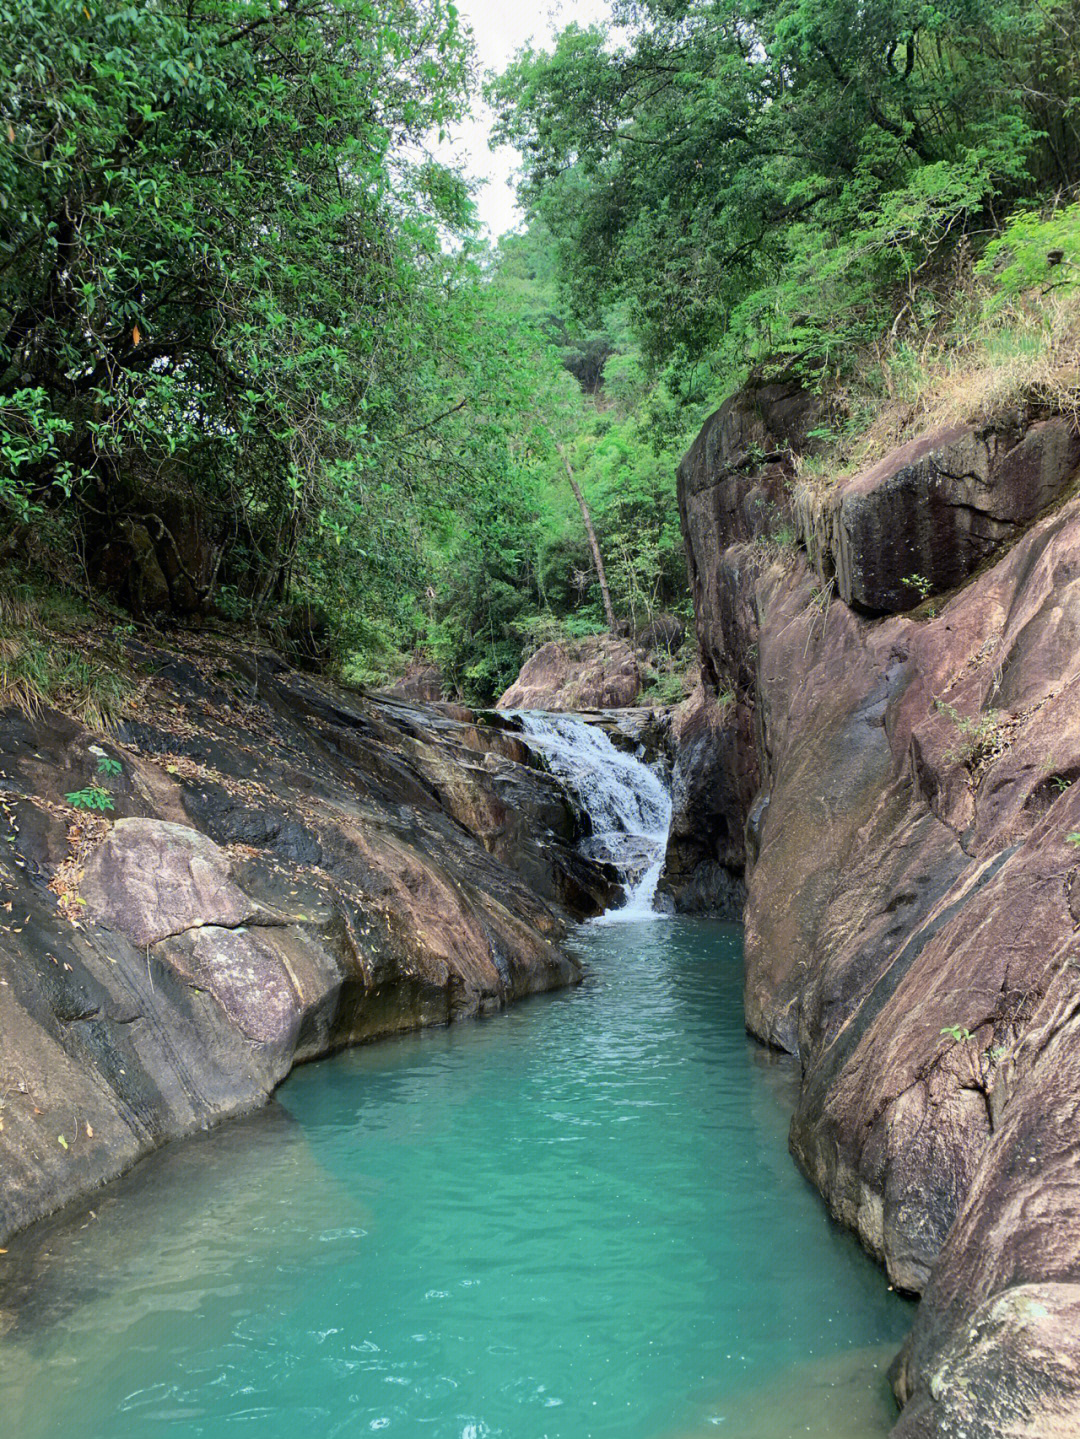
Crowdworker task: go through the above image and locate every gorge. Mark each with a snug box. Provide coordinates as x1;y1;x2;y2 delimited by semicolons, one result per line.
0;703;915;1439
3;2;1080;1434
4;388;1080;1435
3;384;1080;1437
668;380;1080;1437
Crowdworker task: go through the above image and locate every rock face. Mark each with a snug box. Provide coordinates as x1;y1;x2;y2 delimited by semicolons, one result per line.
658;683;748;916
677;379;1080;1437
79;819;262;946
382;661;445;703
678;375;822;693
799;416;1080;613
636;613;685;655
0;641;614;1245
497;634;641;711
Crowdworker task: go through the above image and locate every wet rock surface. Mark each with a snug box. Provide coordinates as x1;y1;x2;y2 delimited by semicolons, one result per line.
677;380;1080;1437
0;638;612;1245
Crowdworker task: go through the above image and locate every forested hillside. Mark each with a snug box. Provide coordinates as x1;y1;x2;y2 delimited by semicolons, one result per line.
2;0;1078;710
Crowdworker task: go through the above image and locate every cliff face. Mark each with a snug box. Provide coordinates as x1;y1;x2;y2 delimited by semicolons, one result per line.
0;639;615;1246
675;382;1080;1436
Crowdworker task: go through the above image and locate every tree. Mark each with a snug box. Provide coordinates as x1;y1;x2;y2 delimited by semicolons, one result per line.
0;0;471;606
488;0;1080;374
548;427;616;633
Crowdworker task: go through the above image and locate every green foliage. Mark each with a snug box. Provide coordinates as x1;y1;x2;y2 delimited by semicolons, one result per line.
96;755;123;778
935;698;1003;769
64;785;115;812
903;574;934;602
489;0;1080;380
941;1025;974;1044
978;203;1080;299
409;240;697;701
0;628;132;728
0;567;135;724
1;0;473;615
3;0;1078;715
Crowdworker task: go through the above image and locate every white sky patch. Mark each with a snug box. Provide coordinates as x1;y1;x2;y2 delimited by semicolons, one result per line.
434;0;613;240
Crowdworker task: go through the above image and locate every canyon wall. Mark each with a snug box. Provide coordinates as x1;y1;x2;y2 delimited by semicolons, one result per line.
674;380;1080;1437
0;641;614;1246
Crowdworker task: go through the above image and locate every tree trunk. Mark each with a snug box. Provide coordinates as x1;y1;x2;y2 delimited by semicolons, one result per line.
552;435;617;634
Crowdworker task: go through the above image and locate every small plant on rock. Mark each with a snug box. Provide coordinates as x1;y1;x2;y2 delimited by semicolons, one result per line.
941;1024;974;1044
65;785;115;813
903;573;934;603
935;698;1003;769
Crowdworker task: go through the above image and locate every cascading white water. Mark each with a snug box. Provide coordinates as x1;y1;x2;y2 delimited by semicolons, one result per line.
516;712;672;923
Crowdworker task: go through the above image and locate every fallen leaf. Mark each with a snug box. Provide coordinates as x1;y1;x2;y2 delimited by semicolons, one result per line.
85;1122;94;1138
57;1134;68;1149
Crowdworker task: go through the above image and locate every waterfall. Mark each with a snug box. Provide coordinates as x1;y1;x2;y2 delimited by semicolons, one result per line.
516;712;672;923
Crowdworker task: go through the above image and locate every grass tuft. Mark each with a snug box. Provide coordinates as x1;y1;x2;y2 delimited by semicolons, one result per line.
794;262;1080;495
0;572;135;731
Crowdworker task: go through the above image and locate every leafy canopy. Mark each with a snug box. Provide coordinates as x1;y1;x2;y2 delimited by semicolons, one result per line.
489;0;1080;373
1;0;471;592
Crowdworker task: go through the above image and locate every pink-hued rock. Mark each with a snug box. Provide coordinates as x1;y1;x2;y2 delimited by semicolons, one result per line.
79;819;260;946
497;635;641;711
0;641;609;1248
383;661;445;703
821;416;1080;613
160;926;300;1046
677;377;1080;1437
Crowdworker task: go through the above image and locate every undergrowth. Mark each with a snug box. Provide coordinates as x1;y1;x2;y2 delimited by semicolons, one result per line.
0;573;135;730
794;200;1080;495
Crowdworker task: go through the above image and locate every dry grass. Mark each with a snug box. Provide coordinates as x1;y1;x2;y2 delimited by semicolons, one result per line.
794;281;1080;494
0;574;136;731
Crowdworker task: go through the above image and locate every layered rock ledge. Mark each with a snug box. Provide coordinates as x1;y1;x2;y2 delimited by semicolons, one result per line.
677;380;1080;1437
0;641;614;1245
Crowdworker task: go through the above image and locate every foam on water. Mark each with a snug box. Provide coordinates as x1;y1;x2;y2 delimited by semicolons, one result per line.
515;711;672;922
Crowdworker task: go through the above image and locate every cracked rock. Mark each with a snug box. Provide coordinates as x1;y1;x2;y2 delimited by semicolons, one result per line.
78;818;262;947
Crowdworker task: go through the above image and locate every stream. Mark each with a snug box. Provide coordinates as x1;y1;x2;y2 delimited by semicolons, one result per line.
0;715;912;1439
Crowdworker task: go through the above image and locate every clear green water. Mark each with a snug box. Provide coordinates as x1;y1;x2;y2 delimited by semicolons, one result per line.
0;919;911;1439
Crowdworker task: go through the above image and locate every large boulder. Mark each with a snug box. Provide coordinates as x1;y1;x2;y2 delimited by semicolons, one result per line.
79;819;261;946
383;661;445;703
497;635;641;710
803;416;1080;613
636;613;686;655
